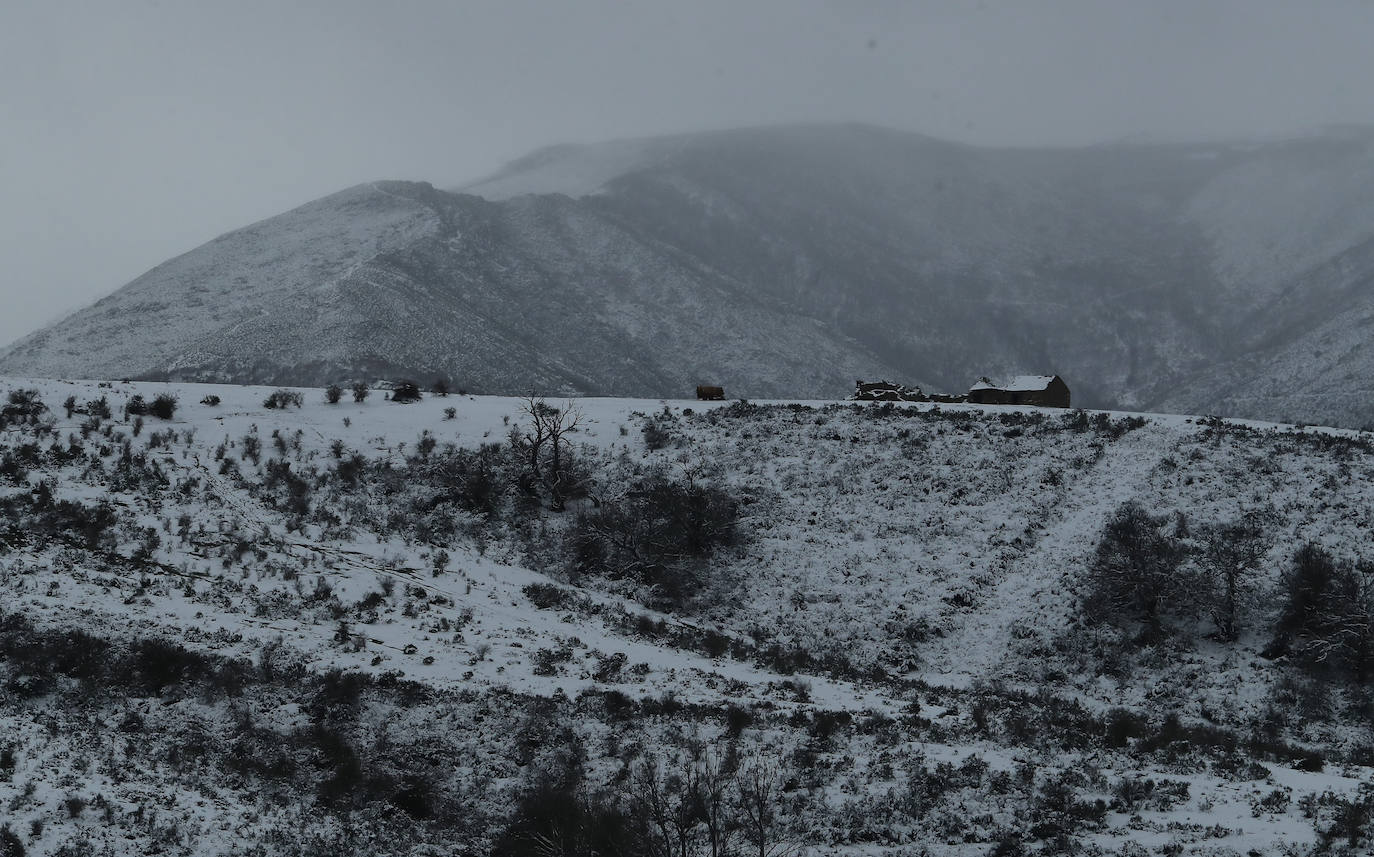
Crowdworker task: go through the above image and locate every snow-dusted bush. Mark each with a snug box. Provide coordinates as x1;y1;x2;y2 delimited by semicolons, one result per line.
86;395;112;418
564;470;742;611
1272;543;1374;680
263;389;304;409
1;389;46;424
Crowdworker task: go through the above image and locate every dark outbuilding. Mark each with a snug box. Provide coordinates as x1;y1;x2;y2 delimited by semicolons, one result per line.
967;375;1070;408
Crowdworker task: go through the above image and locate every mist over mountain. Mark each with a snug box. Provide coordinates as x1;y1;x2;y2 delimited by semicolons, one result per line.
5;123;1374;425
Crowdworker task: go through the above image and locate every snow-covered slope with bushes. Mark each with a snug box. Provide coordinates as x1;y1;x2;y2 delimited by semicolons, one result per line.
3;378;1374;854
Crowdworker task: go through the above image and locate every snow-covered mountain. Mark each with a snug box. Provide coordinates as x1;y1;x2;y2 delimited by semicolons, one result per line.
6;124;1374;425
4;378;1374;853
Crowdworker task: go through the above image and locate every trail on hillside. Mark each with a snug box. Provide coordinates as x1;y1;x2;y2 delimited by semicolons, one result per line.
929;424;1180;684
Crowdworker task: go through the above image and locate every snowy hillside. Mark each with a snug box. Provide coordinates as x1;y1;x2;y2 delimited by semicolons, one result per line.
4;378;1374;855
7;124;1374;426
0;183;440;382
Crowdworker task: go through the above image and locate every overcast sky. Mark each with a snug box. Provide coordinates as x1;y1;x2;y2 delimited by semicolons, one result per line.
5;0;1374;347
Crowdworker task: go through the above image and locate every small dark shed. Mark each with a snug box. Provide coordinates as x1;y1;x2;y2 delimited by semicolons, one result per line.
967;375;1070;408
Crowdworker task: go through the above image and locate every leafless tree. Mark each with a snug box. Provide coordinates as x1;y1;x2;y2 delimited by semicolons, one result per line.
1200;512;1268;641
1085;500;1189;639
693;748;738;857
625;754;702;857
621;746;764;857
734;754;797;857
1303;563;1374;678
517;395;585;511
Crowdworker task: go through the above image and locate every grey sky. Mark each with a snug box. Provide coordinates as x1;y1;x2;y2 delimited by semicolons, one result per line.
4;0;1374;348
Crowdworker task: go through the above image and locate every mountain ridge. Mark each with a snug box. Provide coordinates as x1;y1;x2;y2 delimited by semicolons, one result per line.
5;123;1374;424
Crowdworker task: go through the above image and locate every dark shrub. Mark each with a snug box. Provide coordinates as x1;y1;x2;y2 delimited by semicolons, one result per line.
148;393;177;420
1103;708;1149;748
523;583;573;610
642;420;672;451
199;395;221;407
62;795;86;818
130;638;208;696
390;775;436;819
2;389;46;422
124;395;147;417
86;396;112;418
1278;543;1340;639
565;471;742;610
392;381;422;403
1273;544;1374;679
1317;790;1374;850
0;824;21;857
494;753;632;857
263;389;304;409
325;384;343;404
27;498;119;552
1197;513;1269;642
352;382;370;403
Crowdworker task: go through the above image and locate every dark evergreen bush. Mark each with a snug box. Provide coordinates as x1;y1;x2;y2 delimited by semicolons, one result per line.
86;396;112;418
149;393;178;420
391;381;422;403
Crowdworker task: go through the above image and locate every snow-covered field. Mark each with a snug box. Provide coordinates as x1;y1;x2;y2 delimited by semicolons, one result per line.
3;377;1373;855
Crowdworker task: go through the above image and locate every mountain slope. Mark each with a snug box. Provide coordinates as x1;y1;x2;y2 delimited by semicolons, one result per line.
6;124;1374;424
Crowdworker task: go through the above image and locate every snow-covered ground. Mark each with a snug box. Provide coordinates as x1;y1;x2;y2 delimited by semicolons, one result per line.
3;377;1373;855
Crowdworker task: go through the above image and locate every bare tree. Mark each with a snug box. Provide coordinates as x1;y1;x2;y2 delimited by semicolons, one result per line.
625;754;702;857
1306;572;1374;674
621;747;748;857
693;748;738;857
1085;501;1189;639
1200;512;1268;641
517;396;585;511
734;754;797;857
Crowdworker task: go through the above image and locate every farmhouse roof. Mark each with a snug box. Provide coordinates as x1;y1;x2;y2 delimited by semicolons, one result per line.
969;375;1059;392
